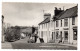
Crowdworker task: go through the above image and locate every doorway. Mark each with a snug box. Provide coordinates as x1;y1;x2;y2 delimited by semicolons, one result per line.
52;32;55;42
64;31;68;41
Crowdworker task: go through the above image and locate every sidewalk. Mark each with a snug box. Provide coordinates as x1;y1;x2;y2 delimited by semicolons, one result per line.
47;43;77;47
1;42;13;49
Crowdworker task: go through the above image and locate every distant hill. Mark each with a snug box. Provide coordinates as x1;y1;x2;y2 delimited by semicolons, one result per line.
20;27;32;34
20;26;38;34
10;26;38;35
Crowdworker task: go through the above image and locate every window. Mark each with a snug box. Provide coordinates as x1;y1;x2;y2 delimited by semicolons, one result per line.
41;31;43;38
46;23;47;28
52;32;53;40
64;18;68;26
56;31;59;39
64;31;68;40
48;22;50;27
39;25;40;29
73;30;77;40
72;17;75;25
61;20;62;27
42;24;43;29
43;24;44;29
56;21;58;27
44;24;45;28
60;31;62;40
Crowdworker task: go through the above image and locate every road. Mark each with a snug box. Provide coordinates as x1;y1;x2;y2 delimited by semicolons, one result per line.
2;37;77;50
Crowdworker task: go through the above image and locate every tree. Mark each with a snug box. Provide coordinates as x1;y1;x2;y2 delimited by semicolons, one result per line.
5;26;21;42
14;26;21;40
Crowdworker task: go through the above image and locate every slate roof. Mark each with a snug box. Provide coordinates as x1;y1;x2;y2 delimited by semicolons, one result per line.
39;17;50;25
54;6;77;20
39;6;77;25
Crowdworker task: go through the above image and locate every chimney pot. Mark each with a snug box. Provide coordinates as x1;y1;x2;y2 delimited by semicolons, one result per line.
55;7;57;10
59;8;61;10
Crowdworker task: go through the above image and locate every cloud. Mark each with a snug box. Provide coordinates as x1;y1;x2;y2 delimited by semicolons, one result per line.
2;2;77;26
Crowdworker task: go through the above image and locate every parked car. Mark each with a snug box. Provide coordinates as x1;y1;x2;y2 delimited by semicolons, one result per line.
27;39;35;43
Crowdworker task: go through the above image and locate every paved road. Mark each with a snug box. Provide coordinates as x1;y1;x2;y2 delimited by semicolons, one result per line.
11;43;77;50
13;37;29;43
2;37;77;50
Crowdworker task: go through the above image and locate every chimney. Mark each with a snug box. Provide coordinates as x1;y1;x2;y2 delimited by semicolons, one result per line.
44;13;51;20
59;8;61;10
54;7;64;16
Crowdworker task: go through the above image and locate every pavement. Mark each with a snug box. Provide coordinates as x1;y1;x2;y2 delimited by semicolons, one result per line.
1;37;29;49
47;43;77;48
2;42;12;49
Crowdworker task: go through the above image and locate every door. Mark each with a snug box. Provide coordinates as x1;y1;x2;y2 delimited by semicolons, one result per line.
52;32;55;42
64;31;68;43
52;32;53;40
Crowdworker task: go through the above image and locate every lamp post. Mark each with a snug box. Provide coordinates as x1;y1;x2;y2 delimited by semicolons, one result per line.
2;15;5;43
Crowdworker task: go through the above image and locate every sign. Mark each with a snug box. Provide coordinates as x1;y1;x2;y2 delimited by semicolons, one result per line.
63;28;68;30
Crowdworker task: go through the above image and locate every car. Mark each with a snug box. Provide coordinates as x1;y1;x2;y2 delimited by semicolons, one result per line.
27;39;35;43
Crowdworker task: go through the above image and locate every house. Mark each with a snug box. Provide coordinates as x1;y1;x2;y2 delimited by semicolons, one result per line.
38;13;51;43
38;6;78;44
53;6;77;44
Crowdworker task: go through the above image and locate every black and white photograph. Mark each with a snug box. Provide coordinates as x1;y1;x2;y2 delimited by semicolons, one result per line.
1;2;78;50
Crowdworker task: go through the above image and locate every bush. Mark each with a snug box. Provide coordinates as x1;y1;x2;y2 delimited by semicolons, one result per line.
5;28;15;42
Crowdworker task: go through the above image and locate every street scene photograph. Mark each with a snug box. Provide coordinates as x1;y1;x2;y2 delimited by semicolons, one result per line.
2;2;77;50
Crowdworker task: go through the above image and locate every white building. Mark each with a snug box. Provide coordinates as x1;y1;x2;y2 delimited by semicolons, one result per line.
38;6;77;44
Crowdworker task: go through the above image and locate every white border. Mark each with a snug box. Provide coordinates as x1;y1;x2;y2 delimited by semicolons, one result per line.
0;0;80;51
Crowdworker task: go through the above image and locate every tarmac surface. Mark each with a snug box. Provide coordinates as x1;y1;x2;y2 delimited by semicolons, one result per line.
2;37;77;50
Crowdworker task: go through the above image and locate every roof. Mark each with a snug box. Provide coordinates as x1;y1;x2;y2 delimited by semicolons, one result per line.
54;6;77;20
39;17;50;25
39;6;77;25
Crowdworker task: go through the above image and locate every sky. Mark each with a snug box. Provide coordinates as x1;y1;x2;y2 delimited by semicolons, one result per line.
2;2;77;27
